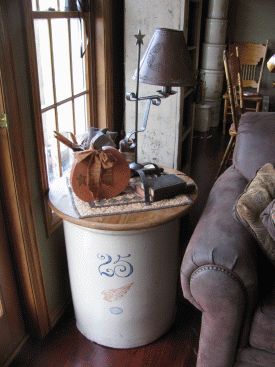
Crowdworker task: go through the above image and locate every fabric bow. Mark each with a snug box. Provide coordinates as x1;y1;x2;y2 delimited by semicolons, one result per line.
75;148;117;200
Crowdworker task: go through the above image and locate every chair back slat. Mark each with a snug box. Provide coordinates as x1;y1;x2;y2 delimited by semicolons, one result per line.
237;43;267;64
229;41;268;93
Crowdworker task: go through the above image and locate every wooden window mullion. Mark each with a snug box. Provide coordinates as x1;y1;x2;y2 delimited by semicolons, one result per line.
48;18;62;177
84;12;96;126
83;15;90;125
80;17;91;128
33;12;80;19
83;17;90;126
41;91;88;113
68;18;76;135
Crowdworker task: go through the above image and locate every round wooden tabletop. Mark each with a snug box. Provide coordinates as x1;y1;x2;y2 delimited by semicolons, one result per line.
48;167;197;231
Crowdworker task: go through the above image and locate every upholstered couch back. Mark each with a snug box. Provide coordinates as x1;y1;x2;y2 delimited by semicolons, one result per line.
233;112;275;181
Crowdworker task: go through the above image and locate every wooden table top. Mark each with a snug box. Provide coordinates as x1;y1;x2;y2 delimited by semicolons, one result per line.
48;167;197;231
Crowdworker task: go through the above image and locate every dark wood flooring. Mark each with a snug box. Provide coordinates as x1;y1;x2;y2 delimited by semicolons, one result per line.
11;127;228;367
11;301;201;367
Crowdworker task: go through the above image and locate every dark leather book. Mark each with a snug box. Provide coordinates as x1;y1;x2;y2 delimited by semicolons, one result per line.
149;174;187;201
135;174;194;202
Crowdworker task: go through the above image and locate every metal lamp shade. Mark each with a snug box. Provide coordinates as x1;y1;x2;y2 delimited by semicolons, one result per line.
136;28;194;87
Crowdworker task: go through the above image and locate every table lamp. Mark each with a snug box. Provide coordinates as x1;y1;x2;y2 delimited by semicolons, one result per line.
126;28;194;171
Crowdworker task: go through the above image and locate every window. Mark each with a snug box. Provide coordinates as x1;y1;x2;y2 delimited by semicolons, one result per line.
24;0;117;233
26;0;95;232
32;2;91;184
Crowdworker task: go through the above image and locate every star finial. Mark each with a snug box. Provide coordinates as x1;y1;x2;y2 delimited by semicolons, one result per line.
134;29;145;45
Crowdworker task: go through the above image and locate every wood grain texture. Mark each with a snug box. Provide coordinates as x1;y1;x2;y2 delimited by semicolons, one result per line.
0;0;50;337
12;300;201;367
0;195;26;366
48;168;197;231
93;0;115;130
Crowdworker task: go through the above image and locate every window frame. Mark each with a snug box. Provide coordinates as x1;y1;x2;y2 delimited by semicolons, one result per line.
24;0;117;234
33;11;92;180
30;9;94;234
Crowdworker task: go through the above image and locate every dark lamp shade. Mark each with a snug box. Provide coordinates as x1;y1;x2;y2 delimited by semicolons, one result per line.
135;28;194;87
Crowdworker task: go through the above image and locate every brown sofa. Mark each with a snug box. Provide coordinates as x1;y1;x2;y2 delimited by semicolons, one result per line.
181;112;275;367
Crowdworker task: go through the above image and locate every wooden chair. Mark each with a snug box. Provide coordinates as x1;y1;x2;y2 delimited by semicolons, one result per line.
217;47;244;177
222;40;268;134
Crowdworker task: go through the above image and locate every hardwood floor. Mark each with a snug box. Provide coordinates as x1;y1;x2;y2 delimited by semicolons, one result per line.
11;300;201;367
11;127;227;367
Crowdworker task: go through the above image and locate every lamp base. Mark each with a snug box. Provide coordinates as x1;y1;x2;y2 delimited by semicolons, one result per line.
157;86;177;98
129;162;144;171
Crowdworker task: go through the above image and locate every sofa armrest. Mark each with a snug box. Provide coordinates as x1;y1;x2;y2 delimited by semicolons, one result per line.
191;264;246;367
181;166;258;308
180;167;259;367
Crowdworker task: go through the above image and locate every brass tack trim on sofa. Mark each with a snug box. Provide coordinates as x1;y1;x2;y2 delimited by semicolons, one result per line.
191;265;247;295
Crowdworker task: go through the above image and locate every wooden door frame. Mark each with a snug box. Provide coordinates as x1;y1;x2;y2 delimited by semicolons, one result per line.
0;0;50;338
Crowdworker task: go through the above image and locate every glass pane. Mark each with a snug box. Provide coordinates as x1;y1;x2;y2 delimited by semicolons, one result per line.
71;19;86;95
51;19;72;102
60;138;74;174
32;0;37;11
57;101;74;133
57;102;74;174
59;0;66;11
38;0;58;11
42;109;60;183
75;95;87;136
34;20;54;109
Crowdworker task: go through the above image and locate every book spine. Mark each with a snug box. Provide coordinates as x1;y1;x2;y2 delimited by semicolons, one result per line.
151;186;185;201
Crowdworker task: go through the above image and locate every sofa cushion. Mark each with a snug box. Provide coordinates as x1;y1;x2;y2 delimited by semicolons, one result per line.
234;163;275;266
261;199;275;241
233;112;275;181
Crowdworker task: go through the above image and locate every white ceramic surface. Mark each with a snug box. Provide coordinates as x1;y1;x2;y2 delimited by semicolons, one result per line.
205;18;228;44
200;69;224;100
194;104;212;132
201;43;226;71
205;99;222;127
63;219;180;348
208;0;229;19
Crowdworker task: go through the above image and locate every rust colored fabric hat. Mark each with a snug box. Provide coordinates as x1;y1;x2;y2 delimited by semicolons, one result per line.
70;147;130;202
